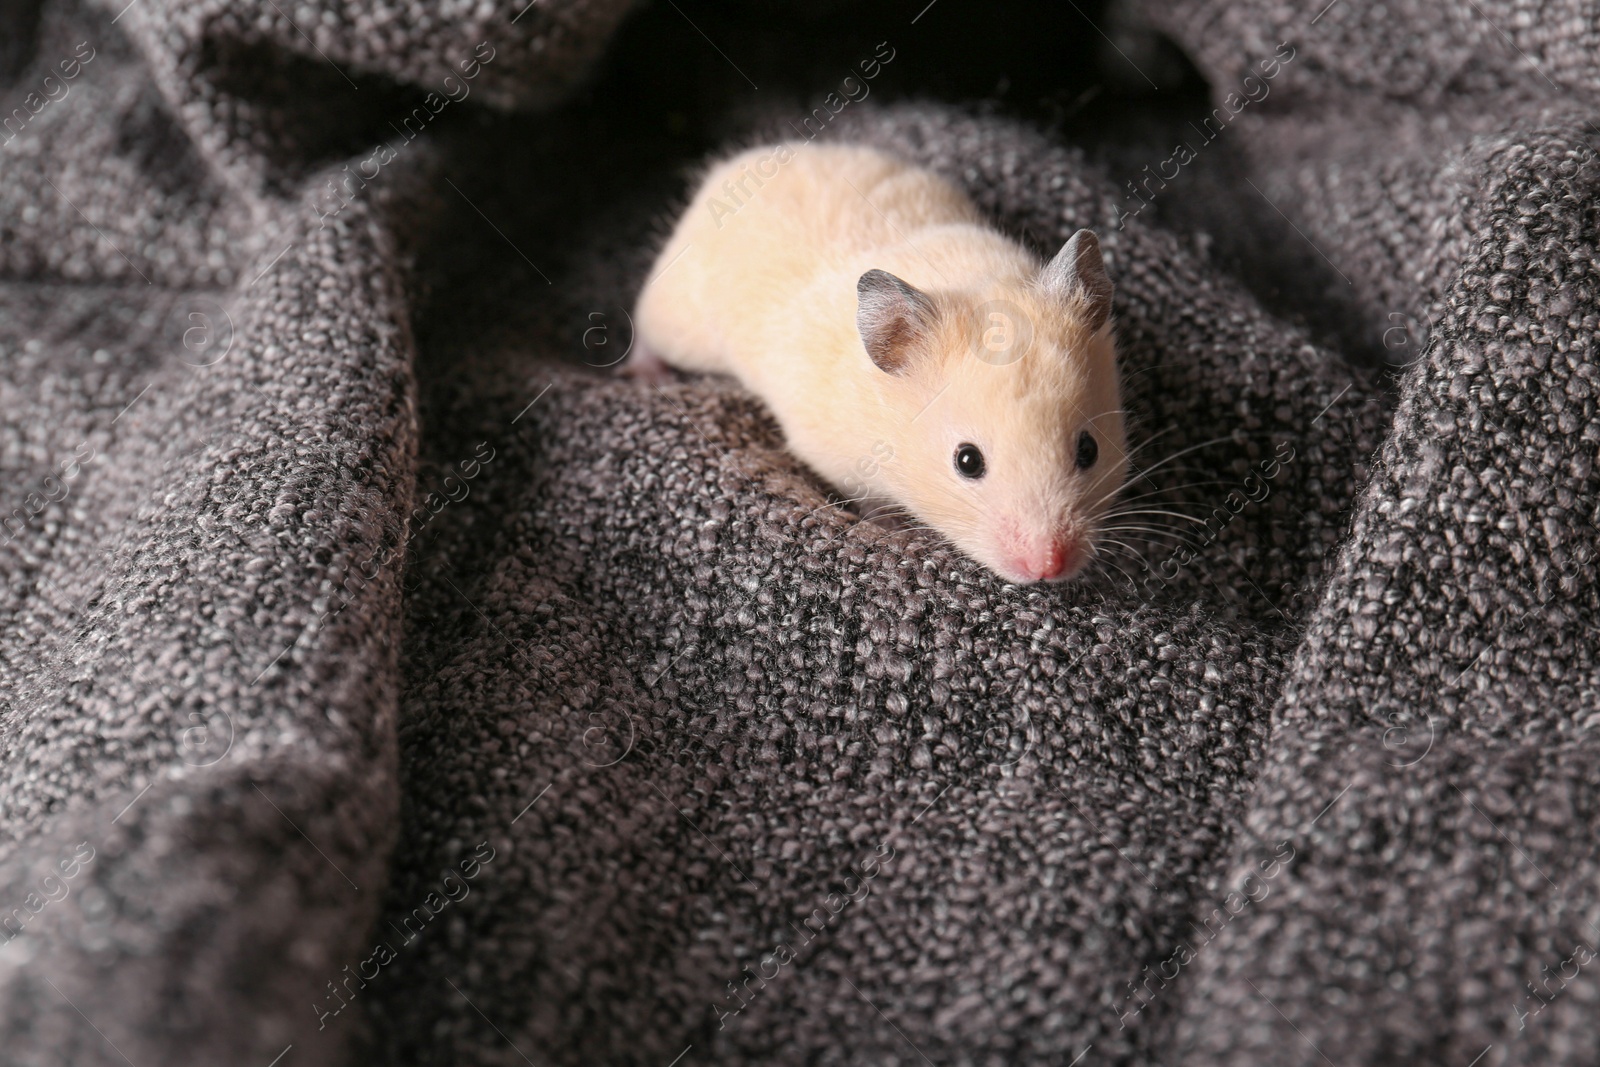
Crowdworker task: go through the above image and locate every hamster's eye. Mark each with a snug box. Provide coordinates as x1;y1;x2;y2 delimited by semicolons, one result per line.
954;443;986;479
1075;430;1099;470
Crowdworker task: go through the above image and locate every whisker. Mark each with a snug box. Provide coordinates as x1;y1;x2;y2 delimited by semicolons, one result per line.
1082;425;1193;500
1099;533;1158;556
1097;518;1185;533
1084;460;1132;500
1105;425;1182;472
1092;539;1161;588
1121;459;1230;501
1097;525;1190;543
1096;537;1153;567
1118;360;1192;384
1108;432;1178;471
806;489;879;521
1101;501;1201;518
1111;479;1236;505
1088;550;1141;590
1101;507;1209;527
1125;428;1294;494
1101;510;1202;526
1097;516;1193;533
1130;433;1246;481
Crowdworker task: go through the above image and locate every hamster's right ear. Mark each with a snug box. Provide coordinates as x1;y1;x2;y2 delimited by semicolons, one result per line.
857;269;937;374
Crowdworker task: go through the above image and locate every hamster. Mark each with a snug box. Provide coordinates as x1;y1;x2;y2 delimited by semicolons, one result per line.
628;142;1126;584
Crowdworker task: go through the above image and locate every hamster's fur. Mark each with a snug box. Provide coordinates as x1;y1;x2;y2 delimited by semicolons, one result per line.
630;142;1126;584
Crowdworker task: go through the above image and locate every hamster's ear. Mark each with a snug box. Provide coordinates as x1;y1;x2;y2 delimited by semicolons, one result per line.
857;269;937;374
1042;229;1113;331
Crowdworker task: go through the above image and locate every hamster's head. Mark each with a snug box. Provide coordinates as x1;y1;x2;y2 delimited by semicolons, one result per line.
856;229;1126;584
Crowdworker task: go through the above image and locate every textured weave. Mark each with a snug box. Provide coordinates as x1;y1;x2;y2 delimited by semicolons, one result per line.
0;0;1596;1065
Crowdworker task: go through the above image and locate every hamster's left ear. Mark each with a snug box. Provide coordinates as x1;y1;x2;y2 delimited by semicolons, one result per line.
857;269;938;374
1042;229;1114;331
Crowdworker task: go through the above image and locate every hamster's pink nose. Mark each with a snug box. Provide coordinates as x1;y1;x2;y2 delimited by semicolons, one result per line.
1013;537;1080;581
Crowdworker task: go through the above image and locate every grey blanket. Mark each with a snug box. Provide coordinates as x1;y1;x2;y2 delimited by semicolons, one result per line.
1;0;1596;1064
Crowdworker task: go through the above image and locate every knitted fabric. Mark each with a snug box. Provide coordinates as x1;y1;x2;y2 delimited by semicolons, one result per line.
0;0;1594;1064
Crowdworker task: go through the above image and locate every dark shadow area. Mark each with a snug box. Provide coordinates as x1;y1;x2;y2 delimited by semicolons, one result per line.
0;0;44;87
203;34;440;191
113;82;219;198
404;0;1216;391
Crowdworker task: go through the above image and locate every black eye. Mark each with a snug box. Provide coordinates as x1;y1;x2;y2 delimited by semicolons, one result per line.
954;443;986;479
1075;430;1098;470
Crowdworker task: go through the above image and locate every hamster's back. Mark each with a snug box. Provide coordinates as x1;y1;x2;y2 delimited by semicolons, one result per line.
716;144;978;264
635;143;981;373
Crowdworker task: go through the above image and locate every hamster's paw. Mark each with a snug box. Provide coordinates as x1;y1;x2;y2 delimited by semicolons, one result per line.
619;337;676;384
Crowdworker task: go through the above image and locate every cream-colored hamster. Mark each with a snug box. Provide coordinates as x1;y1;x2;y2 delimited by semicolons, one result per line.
629;142;1126;583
